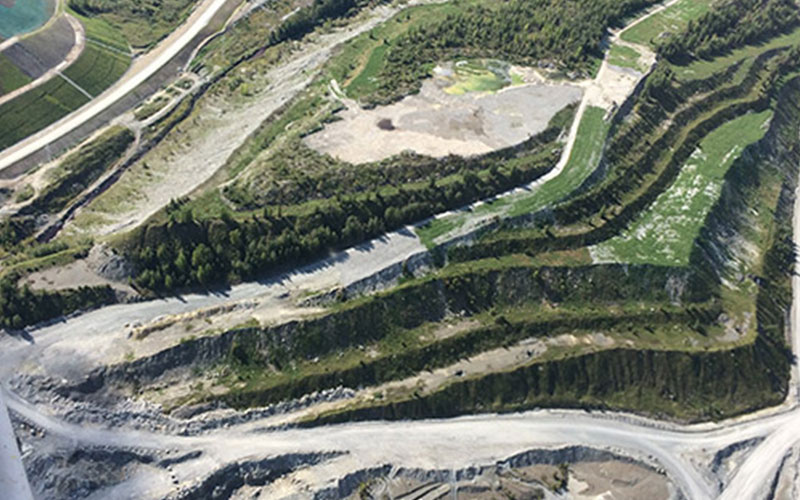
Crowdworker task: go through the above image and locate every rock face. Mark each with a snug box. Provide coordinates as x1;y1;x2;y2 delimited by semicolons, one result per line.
311;445;666;499
87;244;134;282
24;446;157;500
10;373;355;435
164;452;344;500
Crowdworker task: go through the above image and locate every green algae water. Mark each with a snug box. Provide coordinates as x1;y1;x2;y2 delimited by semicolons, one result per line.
0;0;54;39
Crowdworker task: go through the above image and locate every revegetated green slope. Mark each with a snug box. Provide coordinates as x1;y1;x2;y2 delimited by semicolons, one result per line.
68;0;198;49
21;125;135;217
607;44;646;72
592;109;773;265
621;0;715;48
416;105;610;247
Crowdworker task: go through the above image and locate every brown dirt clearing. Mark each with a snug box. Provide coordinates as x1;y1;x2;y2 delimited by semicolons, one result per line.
304;77;582;164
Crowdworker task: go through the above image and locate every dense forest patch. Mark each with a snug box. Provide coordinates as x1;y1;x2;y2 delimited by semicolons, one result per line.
343;0;659;106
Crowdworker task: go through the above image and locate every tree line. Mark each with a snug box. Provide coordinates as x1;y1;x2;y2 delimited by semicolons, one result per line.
128;147;560;291
660;0;800;64
0;273;116;331
363;0;659;105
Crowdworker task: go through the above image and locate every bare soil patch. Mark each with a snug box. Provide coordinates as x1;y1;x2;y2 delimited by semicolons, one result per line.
569;460;671;499
23;258;135;295
304;77;582;164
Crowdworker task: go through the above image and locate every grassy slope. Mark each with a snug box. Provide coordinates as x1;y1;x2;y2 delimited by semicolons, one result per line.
673;24;800;80
0;53;32;95
621;0;715;48
416;106;609;247
592;110;773;265
607;44;645;72
69;0;196;49
69;9;132;53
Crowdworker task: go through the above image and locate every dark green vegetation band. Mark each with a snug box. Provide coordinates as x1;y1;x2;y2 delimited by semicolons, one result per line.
449;46;798;263
91;263;706;397
355;0;659;106
302;77;800;425
125;121;564;291
310;342;787;425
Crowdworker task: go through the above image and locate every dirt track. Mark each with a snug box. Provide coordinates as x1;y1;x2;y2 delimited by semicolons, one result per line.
0;0;230;173
66;2;440;237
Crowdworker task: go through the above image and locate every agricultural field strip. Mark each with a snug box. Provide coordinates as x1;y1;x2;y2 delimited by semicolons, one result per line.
0;37;131;151
0;53;31;95
0;14;85;108
0;0;231;172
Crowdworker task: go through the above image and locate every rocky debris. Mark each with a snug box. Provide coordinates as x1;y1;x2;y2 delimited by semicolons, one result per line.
9;373;355;435
314;465;394;500
709;437;764;490
311;445;667;499
162;452;344;500
86;243;133;282
300;250;432;307
132;300;259;340
158;450;203;468
24;446;157;500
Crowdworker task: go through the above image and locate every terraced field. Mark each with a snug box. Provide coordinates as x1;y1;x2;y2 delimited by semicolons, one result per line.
3;0;800;498
0;11;130;151
0;52;31;94
57;0;794;429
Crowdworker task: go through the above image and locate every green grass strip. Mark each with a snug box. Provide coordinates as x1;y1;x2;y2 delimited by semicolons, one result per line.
591;109;773;265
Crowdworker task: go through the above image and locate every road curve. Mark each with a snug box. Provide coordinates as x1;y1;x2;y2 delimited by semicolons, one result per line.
0;0;232;174
2;0;800;498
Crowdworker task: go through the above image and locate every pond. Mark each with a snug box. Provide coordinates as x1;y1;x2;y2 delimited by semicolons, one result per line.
0;0;55;39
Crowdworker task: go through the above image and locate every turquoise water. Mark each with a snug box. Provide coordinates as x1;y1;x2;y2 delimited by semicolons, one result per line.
0;0;53;39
